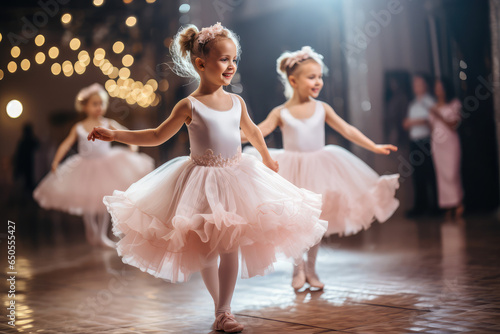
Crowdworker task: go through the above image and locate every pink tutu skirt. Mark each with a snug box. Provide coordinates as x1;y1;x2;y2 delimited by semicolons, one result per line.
103;154;327;282
34;148;155;215
244;145;400;236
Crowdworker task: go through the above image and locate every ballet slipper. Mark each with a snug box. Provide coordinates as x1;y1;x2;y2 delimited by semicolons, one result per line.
291;259;306;290
212;312;244;333
305;271;324;290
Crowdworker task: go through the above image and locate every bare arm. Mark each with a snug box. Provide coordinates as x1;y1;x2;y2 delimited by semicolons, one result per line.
429;106;459;130
241;107;282;143
88;99;191;147
107;118;139;152
51;125;78;172
238;96;279;172
324;102;397;155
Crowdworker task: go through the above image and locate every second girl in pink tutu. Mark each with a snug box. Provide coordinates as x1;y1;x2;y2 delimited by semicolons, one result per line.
243;46;400;290
88;23;326;333
34;83;154;248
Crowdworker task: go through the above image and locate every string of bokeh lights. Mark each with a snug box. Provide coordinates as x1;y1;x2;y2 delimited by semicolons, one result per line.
1;0;178;119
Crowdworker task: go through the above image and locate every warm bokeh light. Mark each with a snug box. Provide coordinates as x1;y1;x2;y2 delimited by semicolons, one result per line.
118;67;131;79
125;16;137;27
35;52;46;64
151;94;160;106
146;0;156;3
93;0;104;6
101;61;112;73
0;33;2;43
62;60;74;77
94;48;106;60
51;63;61;75
113;41;125;54
123;0;133;4
109;67;119;79
159;79;169;92
78;50;90;66
6;100;23;119
20;59;30;71
74;61;86;75
35;34;45;46
69;38;81;50
147;79;158;91
122;54;134;67
0;69;4;80
11;46;21;58
61;13;72;24
48;46;59;59
7;61;17;73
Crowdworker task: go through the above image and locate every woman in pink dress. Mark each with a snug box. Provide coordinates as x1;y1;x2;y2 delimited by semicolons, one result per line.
429;78;464;219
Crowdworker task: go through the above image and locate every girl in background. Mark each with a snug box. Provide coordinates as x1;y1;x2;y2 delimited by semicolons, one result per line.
34;83;155;248
243;46;400;290
88;24;326;332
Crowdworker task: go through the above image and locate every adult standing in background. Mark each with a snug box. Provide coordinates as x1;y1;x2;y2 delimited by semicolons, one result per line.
403;74;438;217
429;77;464;219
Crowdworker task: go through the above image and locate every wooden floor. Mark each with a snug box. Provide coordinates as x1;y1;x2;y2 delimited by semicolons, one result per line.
1;199;500;333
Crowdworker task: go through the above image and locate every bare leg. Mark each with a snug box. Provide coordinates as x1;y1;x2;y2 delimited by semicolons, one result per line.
200;254;219;315
82;213;98;245
98;213;115;248
292;255;306;290
305;243;324;289
216;252;239;315
213;251;243;333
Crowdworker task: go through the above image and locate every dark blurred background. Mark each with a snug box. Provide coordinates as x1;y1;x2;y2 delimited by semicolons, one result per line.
1;0;499;214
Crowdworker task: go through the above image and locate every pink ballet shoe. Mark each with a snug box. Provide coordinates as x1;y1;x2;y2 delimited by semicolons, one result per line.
291;260;306;290
212;312;244;333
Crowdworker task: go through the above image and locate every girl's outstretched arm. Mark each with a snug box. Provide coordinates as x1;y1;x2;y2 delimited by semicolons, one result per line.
51;125;78;172
241;107;281;143
88;99;191;147
107;118;139;151
238;95;279;172
323;102;398;155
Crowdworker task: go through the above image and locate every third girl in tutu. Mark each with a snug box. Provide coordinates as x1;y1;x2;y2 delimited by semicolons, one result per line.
243;46;400;290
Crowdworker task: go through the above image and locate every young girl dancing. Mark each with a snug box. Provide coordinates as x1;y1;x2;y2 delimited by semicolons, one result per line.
243;46;400;290
34;83;155;248
88;24;327;333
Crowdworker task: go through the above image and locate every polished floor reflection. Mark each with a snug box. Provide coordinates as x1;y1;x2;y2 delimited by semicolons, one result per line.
1;199;500;333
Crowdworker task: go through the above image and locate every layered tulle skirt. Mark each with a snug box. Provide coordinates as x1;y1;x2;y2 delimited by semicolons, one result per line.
103;154;327;282
34;148;155;215
244;145;400;236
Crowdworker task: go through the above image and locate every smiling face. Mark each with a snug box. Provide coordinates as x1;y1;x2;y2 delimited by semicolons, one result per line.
198;38;238;86
83;93;105;117
289;60;324;98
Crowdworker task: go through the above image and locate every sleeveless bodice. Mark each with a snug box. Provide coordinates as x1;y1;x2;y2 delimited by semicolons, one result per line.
280;100;325;152
77;120;112;158
187;95;242;167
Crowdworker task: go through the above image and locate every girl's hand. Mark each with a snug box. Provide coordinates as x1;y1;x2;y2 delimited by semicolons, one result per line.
373;144;398;155
87;127;115;142
263;156;279;173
